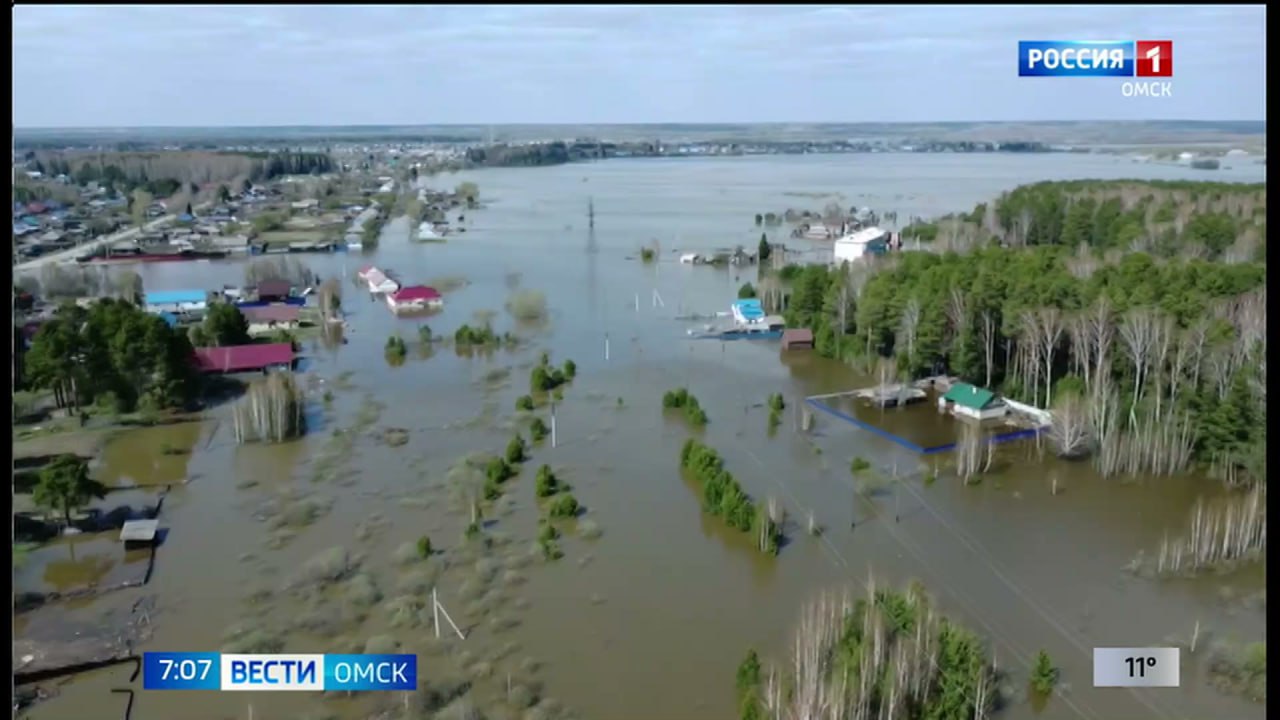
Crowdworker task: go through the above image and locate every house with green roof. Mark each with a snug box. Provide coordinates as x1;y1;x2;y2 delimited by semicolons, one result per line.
938;382;1008;421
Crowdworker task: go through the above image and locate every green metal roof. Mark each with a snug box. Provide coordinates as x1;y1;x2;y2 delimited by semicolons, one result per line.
942;382;997;411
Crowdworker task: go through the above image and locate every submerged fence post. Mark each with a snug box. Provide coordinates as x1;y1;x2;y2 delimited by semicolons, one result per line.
604;333;610;361
550;402;557;448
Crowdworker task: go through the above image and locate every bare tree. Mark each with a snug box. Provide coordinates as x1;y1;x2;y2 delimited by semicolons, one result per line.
1118;308;1158;420
1082;297;1114;399
955;421;992;483
131;188;153;228
1090;378;1123;476
898;298;921;369
317;277;342;320
945;288;970;355
978;309;997;389
1034;307;1065;408
1016;310;1043;406
1048;393;1091;458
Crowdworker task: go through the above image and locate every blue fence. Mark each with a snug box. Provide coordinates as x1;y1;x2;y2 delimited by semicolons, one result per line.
805;398;1046;455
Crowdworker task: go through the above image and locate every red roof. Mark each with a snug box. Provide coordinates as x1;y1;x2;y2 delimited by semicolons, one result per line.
192;343;294;373
390;285;441;302
241;305;301;324
255;278;292;298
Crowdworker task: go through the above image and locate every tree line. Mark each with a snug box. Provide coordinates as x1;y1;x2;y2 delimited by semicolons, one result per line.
776;180;1266;483
904;179;1265;262
26;149;336;198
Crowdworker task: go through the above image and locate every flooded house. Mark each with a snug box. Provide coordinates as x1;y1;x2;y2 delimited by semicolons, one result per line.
730;298;766;326
781;328;815;350
192;343;296;374
357;266;400;294
254;278;293;303
833;226;890;264
241;305;302;335
386;285;444;313
144;290;208;316
938;382;1008;421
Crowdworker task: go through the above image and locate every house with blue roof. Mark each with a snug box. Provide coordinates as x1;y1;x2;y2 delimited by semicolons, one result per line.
144;290;208;315
731;298;766;325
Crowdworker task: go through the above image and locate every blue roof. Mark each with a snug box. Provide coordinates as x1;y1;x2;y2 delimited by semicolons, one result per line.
178;213;194;221
145;290;207;305
158;312;179;327
732;298;765;320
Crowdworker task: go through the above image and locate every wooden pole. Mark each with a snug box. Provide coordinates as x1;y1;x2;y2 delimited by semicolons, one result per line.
550;402;557;448
605;333;610;361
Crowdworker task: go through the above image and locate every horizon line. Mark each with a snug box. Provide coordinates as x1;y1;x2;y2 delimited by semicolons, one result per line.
13;119;1268;132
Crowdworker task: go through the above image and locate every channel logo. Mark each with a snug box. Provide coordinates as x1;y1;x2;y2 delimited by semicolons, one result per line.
143;652;417;691
1018;41;1173;77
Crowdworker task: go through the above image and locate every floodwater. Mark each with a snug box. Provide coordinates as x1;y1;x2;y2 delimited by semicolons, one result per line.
20;154;1265;720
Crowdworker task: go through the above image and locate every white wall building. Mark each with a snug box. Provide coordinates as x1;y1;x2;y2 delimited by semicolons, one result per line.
833;226;889;264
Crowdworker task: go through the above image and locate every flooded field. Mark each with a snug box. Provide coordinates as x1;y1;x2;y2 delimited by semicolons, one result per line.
18;153;1265;720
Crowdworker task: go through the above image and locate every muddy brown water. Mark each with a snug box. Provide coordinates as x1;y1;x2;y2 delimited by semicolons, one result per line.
18;154;1265;720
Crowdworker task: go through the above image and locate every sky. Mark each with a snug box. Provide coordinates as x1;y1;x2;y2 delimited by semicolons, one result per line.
11;4;1267;127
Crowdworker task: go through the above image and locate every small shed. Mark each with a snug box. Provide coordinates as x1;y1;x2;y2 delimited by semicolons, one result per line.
781;328;815;350
939;382;1007;421
120;519;160;548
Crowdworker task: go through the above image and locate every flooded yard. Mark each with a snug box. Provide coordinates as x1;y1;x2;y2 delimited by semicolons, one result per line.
15;153;1266;720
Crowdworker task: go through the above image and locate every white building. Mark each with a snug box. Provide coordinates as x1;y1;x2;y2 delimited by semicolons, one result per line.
939;382;1008;421
357;266;400;294
833;226;889;264
731;299;766;326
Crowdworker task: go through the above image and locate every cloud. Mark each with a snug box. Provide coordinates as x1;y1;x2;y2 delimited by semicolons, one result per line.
11;5;1266;126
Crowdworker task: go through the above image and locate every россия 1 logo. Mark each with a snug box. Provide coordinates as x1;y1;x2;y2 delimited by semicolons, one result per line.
1018;40;1173;97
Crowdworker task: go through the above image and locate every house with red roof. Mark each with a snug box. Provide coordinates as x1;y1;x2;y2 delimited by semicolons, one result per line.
386;285;443;312
192;343;295;374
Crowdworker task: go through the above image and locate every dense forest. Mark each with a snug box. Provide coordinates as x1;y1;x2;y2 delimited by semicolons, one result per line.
737;581;996;720
465;142;571;167
776;180;1266;484
22;299;198;414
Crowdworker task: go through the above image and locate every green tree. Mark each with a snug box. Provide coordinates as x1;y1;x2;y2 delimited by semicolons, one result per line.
1030;649;1057;694
216;184;232;204
738;282;757;299
535;465;559;497
548;493;579;518
758;234;771;262
506;434;527;464
33;455;106;527
202;303;251;347
25;300;197;413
